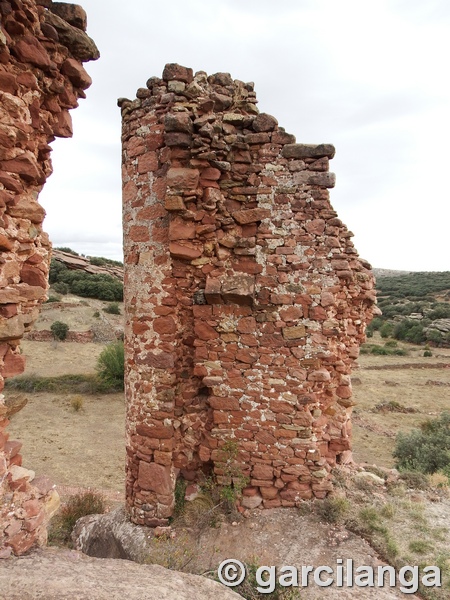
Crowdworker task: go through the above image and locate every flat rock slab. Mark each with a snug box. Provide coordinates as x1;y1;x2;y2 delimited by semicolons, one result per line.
0;547;243;600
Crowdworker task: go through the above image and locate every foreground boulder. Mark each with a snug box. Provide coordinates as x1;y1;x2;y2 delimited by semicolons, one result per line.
0;547;243;600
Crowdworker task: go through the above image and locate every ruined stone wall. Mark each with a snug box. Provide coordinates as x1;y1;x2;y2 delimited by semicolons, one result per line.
121;64;376;526
0;0;98;555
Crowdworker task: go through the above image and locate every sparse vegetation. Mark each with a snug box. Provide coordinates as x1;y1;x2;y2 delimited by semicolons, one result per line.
52;281;69;295
49;259;123;301
360;342;408;356
70;395;84;412
315;496;349;523
89;256;123;267
372;400;416;414
48;490;105;547
5;373;118;394
103;302;121;315
393;412;450;475
50;320;69;341
55;247;79;256
370;272;450;348
96;340;125;391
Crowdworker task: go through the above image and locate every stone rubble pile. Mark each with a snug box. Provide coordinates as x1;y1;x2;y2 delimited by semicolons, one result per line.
0;0;98;555
121;64;376;526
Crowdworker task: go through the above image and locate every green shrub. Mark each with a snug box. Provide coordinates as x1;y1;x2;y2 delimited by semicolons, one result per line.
380;322;394;338
424;350;433;357
393;412;450;474
89;256;123;267
93;311;100;318
96;341;124;390
5;373;117;394
55;247;79;256
103;302;121;315
50;320;69;341
393;320;426;344
49;259;123;301
426;329;444;345
46;295;61;303
316;496;349;523
52;281;69;295
48;491;105;546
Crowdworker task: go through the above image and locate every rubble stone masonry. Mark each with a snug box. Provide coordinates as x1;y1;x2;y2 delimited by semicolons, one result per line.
121;64;377;526
0;0;98;555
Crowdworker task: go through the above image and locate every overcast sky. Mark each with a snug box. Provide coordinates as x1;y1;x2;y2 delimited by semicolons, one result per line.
39;0;450;271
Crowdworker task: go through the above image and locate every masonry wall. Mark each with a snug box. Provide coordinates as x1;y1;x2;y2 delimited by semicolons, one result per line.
121;64;376;526
0;0;98;555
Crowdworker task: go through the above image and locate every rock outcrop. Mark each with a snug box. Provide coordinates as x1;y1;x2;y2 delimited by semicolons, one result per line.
0;547;244;600
0;0;98;555
121;64;377;526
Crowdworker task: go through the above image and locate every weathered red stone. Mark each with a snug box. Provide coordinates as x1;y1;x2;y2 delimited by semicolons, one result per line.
138;461;172;495
61;58;92;89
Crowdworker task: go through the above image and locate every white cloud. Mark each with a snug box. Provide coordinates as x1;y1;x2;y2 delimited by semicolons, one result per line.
37;0;450;270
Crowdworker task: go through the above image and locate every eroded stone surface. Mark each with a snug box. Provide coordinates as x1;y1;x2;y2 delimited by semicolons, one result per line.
0;0;98;556
121;64;377;526
0;547;244;600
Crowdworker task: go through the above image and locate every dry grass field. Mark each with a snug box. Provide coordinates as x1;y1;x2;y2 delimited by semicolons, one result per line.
5;297;450;598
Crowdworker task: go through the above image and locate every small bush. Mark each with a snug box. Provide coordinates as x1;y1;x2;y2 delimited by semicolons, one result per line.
424;349;433;357
380;322;394;338
393;413;450;474
55;247;79;256
5;373;117;395
409;539;433;554
50;320;69;341
96;341;124;391
373;400;416;414
398;471;429;490
46;295;61;303
93;311;100;318
103;302;121;315
52;282;69;295
316;496;349;523
48;490;105;546
70;395;84;412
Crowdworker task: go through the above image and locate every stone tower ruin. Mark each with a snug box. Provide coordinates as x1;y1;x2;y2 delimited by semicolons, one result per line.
121;64;376;526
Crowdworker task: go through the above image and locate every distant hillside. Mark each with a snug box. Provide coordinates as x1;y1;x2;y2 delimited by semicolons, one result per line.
372;268;412;278
52;249;123;280
49;249;123;302
369;271;450;347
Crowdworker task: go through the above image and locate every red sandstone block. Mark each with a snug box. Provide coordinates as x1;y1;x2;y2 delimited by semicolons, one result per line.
213;411;229;424
129;225;149;242
137;205;167;220
209;397;240;411
153;316;177;335
167;167;199;190
255;430;277;446
263;498;282;508
138;461;172;494
169;242;202;260
235;349;258;364
236;316;256;333
169;217;196;240
270;294;293;305
2;350;25;378
194;321;218;341
252;464;273;480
